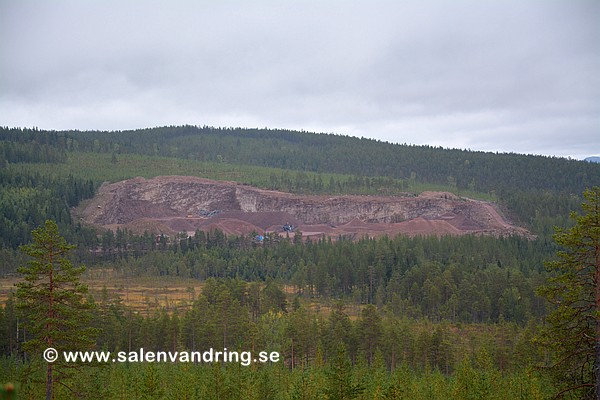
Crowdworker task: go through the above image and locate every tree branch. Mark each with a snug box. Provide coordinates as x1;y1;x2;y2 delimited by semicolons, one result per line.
552;383;594;399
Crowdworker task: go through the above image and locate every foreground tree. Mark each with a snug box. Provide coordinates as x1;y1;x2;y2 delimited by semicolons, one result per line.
16;220;98;400
537;187;600;399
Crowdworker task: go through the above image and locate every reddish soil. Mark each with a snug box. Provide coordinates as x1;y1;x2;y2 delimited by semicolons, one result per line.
78;176;531;240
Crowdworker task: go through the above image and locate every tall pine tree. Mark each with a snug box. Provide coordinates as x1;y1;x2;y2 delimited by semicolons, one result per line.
17;220;98;400
537;187;600;399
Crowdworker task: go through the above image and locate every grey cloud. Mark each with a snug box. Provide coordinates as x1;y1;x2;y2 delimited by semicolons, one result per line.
1;0;598;159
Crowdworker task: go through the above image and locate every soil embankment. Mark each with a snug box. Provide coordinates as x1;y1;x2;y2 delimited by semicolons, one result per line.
79;176;531;240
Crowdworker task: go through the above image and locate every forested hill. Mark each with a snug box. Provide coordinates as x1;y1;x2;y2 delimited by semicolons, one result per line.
2;125;599;196
1;125;599;247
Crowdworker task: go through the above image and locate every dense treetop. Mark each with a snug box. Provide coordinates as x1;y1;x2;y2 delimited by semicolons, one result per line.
1;125;598;247
1;126;598;398
3;125;599;195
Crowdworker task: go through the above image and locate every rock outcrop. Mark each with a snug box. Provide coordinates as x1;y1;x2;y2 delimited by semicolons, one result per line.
79;176;530;239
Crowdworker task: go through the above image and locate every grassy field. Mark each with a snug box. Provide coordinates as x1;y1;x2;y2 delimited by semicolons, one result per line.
0;272;205;315
0;270;363;319
11;151;497;201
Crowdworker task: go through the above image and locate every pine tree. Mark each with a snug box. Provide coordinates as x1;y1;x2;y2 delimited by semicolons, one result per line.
324;343;365;400
16;220;98;400
536;187;600;399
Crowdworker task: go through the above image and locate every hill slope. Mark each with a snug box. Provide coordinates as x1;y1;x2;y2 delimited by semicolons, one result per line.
79;176;530;239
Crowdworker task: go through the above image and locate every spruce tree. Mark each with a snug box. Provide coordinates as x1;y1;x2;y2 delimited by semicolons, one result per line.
537;187;600;399
324;343;365;400
16;220;98;400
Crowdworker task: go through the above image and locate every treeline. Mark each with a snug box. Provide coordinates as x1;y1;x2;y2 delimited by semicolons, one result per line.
4;125;598;234
265;171;409;195
500;189;583;234
0;127;68;165
5;125;596;196
0;128;100;248
1;361;552;400
0;167;96;248
0;277;552;399
67;229;551;324
0;140;66;165
0;228;550;324
0;125;593;398
3;126;598;236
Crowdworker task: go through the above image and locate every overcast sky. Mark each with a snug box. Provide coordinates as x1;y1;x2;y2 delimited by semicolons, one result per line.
1;1;599;159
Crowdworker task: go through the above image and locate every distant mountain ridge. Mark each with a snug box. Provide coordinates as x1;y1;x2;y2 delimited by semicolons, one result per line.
585;156;600;163
3;125;599;197
1;125;599;240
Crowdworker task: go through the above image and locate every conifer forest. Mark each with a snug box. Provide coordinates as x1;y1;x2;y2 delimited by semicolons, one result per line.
1;126;600;399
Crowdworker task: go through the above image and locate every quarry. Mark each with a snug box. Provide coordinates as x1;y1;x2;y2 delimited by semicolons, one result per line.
79;175;531;240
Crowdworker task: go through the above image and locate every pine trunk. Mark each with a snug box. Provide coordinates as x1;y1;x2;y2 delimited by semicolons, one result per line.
46;363;52;400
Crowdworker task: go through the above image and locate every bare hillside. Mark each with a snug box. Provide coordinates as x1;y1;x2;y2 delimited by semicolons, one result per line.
79;176;531;239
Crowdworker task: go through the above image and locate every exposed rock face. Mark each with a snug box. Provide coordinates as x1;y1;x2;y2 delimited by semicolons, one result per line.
80;176;530;239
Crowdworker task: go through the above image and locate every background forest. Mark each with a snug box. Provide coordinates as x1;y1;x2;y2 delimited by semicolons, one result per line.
1;126;600;399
